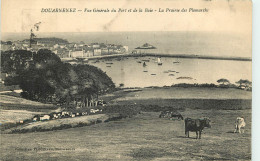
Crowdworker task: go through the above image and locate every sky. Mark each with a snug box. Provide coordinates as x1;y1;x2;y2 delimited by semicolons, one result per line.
1;0;252;34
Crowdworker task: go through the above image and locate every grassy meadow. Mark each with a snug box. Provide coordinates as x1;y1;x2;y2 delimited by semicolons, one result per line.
0;87;252;160
0;109;251;160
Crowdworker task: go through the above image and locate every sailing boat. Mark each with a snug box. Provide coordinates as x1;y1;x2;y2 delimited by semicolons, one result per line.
143;62;147;67
157;57;162;65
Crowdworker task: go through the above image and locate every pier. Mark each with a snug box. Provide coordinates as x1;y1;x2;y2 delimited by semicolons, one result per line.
61;53;252;62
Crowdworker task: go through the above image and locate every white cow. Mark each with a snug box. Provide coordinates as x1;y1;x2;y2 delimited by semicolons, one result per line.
33;117;38;122
53;114;59;119
234;117;246;133
90;109;101;114
40;115;51;121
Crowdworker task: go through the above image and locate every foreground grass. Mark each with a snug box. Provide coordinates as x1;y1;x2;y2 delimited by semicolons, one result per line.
0;109;251;160
0;95;55;112
0;87;251;160
111;87;252;101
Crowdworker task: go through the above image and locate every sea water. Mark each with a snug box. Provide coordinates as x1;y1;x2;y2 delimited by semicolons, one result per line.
2;31;251;87
89;56;251;88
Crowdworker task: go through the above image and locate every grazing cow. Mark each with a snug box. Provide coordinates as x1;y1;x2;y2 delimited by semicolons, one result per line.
40;115;51;121
90;109;100;114
171;112;184;120
234;117;246;133
61;111;70;118
159;111;172;118
49;113;59;119
53;114;59;119
33;117;38;122
185;117;211;139
159;111;183;120
33;116;39;122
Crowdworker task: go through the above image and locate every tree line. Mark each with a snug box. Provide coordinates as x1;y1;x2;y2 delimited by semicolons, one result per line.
1;49;115;107
217;78;252;90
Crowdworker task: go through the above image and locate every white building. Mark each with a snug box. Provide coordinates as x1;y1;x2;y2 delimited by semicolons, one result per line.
94;49;102;56
123;46;129;52
69;50;85;58
93;44;100;49
84;50;94;57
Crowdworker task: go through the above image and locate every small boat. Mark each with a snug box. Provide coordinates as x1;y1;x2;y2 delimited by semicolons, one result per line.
137;61;142;63
157;58;162;65
143;62;147;67
168;70;175;72
106;62;113;64
151;74;156;75
142;60;150;62
106;66;111;67
176;76;193;80
169;74;175;76
143;71;148;72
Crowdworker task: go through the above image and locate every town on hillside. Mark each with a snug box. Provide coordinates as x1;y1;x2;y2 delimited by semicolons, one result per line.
1;38;129;59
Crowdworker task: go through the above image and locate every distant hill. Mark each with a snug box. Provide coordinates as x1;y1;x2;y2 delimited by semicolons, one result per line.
23;37;69;44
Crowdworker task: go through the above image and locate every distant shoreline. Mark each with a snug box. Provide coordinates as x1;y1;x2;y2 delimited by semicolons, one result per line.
139;53;252;61
62;53;252;62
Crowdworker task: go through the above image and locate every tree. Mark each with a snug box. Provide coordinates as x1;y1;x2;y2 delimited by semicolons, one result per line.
18;49;62;101
236;79;252;89
33;49;61;66
1;49;115;106
1;50;33;75
217;78;230;85
72;64;115;107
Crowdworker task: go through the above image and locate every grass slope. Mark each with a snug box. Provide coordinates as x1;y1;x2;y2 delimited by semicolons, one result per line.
0;109;251;160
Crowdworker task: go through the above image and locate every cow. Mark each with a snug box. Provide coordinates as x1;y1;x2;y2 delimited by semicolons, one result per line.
90;109;101;114
32;115;40;122
171;112;184;120
40;115;51;121
49;112;59;119
71;114;76;118
159;111;183;120
159;111;171;118
185;117;211;139
234;117;246;133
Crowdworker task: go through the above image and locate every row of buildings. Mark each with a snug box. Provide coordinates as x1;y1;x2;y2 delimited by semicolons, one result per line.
1;39;129;58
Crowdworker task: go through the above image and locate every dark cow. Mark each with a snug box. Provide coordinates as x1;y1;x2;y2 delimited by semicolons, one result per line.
171;112;184;120
185;117;211;139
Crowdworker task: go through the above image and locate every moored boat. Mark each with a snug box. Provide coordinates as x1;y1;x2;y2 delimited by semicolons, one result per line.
157;57;162;65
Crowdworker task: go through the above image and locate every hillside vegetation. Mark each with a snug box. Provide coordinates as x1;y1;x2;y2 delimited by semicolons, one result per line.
1;49;115;107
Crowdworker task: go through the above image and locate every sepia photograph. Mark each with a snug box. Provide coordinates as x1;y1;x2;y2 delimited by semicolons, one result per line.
1;0;253;160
